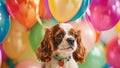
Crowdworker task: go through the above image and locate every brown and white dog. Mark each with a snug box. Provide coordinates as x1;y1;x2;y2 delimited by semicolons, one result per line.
37;23;87;68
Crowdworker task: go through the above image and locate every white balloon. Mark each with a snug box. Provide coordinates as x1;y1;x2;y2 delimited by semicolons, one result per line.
76;19;96;52
100;28;117;43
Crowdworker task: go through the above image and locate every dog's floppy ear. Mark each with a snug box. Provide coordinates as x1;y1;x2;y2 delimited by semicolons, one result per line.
36;28;53;62
73;30;87;63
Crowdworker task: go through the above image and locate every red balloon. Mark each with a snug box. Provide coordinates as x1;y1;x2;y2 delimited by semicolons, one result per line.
16;60;42;68
106;36;120;68
6;0;37;29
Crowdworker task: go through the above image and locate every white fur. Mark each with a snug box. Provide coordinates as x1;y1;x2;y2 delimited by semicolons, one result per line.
44;23;78;68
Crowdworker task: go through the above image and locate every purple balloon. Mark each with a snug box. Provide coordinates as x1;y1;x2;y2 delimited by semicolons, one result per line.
0;44;7;60
44;0;53;17
86;0;120;31
106;36;120;68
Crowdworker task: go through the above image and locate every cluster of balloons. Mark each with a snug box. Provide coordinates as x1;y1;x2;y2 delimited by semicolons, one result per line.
0;0;120;68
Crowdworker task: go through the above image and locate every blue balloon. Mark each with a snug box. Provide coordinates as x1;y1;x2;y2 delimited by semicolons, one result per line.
69;0;90;22
102;63;110;68
0;0;5;3
0;1;10;43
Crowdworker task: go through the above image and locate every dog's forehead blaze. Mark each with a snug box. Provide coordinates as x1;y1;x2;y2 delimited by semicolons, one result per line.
59;23;73;33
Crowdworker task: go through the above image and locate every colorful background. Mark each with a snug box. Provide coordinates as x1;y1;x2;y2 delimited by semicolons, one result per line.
0;0;120;68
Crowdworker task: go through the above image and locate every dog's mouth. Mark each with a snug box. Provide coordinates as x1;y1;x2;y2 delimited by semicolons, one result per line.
60;46;73;50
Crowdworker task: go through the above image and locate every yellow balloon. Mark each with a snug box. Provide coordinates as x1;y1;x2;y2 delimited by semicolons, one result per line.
3;18;29;59
115;21;120;32
17;45;38;63
48;0;82;22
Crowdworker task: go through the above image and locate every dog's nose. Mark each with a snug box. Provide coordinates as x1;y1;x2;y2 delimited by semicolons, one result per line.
66;38;74;45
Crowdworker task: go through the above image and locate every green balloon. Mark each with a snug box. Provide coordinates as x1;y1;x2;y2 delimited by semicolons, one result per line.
79;45;105;68
29;22;45;52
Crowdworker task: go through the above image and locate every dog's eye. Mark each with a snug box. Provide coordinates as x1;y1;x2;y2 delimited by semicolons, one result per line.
73;34;78;38
57;33;64;39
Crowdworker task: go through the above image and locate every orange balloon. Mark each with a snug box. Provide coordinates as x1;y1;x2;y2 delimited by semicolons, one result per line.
3;18;29;59
16;60;41;68
48;0;82;22
6;0;38;29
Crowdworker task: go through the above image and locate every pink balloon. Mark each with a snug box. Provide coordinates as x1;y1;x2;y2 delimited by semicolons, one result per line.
106;36;120;68
74;19;96;52
0;48;2;66
86;0;120;31
16;60;42;68
0;44;7;60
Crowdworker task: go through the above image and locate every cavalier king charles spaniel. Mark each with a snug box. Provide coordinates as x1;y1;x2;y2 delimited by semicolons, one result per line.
37;23;87;68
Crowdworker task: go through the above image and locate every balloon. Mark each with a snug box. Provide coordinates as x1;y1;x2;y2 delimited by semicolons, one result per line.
3;19;29;59
96;42;106;62
0;48;2;67
69;0;90;22
102;63;111;68
29;22;45;52
76;19;96;52
79;45;105;68
17;44;38;62
48;0;82;22
115;21;120;32
44;0;53;18
6;0;38;29
100;28;117;43
0;1;10;43
106;36;120;68
16;60;41;68
0;0;4;2
39;0;52;19
0;44;7;60
86;0;120;31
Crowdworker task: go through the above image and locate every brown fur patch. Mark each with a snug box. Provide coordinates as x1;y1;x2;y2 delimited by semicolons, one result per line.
72;29;87;63
52;24;66;50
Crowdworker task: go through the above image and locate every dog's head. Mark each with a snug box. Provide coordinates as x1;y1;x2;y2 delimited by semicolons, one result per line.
37;23;87;63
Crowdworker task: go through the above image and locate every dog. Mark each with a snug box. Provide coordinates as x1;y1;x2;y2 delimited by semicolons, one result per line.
37;23;87;68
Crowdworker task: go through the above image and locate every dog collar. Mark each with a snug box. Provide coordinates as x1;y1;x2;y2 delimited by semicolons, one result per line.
54;55;71;66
